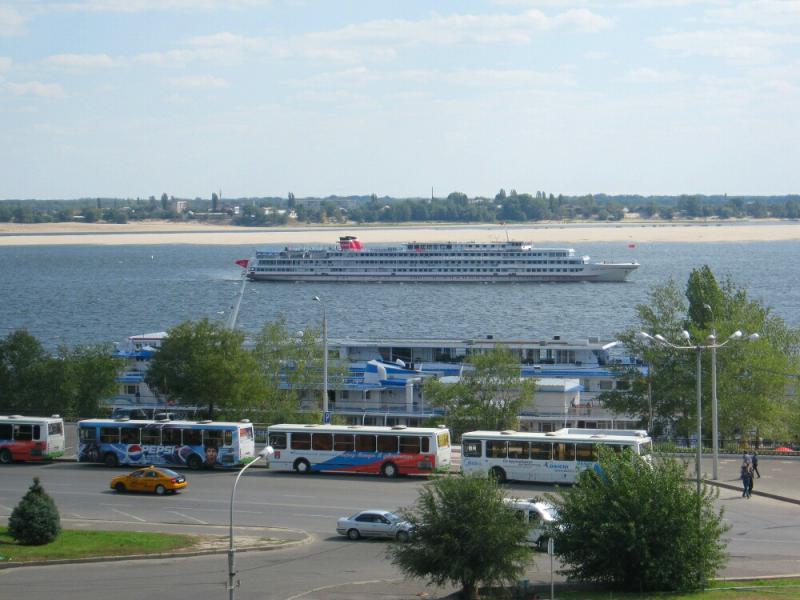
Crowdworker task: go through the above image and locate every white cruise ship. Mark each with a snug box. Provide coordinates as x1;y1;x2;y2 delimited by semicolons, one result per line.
243;236;638;283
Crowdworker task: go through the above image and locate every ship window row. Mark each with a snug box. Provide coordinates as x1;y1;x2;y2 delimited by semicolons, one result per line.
257;259;582;266
259;251;572;259
255;267;584;273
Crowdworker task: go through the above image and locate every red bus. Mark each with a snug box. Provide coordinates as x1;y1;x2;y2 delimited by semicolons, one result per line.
0;415;65;464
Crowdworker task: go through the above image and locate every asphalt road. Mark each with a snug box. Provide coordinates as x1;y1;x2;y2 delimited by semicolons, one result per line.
1;461;800;600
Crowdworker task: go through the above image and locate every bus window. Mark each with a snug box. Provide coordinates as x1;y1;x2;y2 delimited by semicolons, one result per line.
334;434;354;451
33;425;41;440
269;432;287;449
14;425;33;441
486;440;507;459
80;427;97;442
163;428;181;446
462;440;482;457
530;442;552;460
205;429;224;447
399;436;420;454
225;430;233;445
507;441;530;459
437;432;450;448
421;437;430;453
312;433;333;451
553;442;575;461
291;432;311;450
121;427;140;444
100;427;120;443
575;443;596;461
183;428;202;446
141;426;160;445
0;424;11;439
355;434;376;452
49;422;63;436
377;435;399;453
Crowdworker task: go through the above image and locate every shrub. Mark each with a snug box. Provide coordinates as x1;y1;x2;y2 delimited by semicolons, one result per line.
8;477;61;545
388;474;532;600
549;448;728;593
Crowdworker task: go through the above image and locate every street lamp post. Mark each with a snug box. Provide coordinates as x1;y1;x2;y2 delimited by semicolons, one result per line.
312;296;329;417
639;328;759;487
228;446;274;600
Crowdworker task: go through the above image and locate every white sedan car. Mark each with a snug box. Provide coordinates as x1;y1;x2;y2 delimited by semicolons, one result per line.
336;509;413;541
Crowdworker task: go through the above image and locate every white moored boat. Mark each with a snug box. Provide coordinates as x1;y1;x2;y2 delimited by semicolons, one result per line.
242;236;638;283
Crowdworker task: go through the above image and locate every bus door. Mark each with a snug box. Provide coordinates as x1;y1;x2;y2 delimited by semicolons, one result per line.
505;440;530;480
575;443;597;478
529;441;554;482
550;442;577;482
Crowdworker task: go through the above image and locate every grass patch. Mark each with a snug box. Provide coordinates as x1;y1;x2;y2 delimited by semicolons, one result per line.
0;527;197;563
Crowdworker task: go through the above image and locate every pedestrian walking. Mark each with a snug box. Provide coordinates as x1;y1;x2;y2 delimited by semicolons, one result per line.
740;460;753;498
752;452;760;478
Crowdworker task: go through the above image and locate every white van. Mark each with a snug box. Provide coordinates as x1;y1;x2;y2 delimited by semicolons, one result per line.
504;498;557;549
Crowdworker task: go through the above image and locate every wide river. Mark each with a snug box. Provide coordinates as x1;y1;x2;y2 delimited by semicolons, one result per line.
1;240;797;348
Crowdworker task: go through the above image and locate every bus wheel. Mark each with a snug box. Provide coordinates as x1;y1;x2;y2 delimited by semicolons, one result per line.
103;453;119;468
0;449;12;464
187;455;202;470
489;466;506;483
294;459;311;474
381;462;399;478
155;485;166;496
114;482;126;493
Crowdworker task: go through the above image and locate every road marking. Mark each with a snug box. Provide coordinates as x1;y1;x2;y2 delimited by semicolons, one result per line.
168;511;208;524
111;508;146;522
71;513;87;519
281;494;315;499
291;513;333;519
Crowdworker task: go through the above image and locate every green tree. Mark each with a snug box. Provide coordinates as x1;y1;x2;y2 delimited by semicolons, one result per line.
145;319;266;419
58;344;123;418
550;448;728;592
424;347;535;439
9;477;62;545
0;330;51;414
251;317;335;423
389;475;532;600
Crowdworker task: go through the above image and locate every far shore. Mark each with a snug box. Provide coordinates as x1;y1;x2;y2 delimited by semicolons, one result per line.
0;219;798;246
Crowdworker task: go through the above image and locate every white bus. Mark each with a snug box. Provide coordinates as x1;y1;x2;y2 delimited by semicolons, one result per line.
0;415;65;464
461;428;652;483
267;423;452;477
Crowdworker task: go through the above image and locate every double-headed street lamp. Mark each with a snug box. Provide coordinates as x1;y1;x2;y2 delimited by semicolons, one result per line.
312;296;329;417
638;328;758;490
228;446;274;600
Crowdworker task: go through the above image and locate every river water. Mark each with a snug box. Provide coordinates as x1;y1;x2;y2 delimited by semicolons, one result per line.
1;241;797;349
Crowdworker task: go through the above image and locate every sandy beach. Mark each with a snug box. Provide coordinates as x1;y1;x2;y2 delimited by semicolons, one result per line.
0;220;797;246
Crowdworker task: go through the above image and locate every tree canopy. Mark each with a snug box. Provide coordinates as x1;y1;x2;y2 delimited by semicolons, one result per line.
424;346;535;439
389;474;533;600
550;448;728;592
600;266;800;440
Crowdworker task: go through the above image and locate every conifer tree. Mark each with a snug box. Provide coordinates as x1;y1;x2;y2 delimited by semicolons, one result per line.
8;477;61;545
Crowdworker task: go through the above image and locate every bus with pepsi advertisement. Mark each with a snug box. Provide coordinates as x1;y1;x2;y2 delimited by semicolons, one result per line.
0;415;65;464
266;423;452;477
77;417;255;469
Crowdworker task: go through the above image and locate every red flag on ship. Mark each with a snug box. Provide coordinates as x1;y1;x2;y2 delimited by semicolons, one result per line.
235;259;249;268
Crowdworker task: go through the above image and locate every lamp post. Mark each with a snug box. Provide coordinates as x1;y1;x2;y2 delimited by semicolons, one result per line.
228;446;274;600
313;296;329;417
639;328;759;488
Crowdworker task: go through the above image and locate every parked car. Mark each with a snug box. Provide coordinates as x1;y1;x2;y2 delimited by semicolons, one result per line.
110;466;188;495
503;498;558;550
336;509;413;541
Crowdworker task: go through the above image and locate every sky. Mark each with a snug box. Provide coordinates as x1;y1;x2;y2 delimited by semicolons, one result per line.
1;0;799;200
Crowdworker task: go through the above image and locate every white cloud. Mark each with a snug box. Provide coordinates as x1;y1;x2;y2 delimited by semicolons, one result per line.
0;56;12;71
44;53;115;67
42;0;273;13
0;5;27;36
622;67;685;83
651;29;799;64
168;74;228;89
6;81;65;98
706;1;800;27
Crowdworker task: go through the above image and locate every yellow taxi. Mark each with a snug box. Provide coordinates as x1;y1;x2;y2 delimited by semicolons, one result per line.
110;466;188;495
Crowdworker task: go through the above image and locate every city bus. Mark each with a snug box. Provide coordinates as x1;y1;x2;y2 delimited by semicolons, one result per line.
266;423;452;477
0;415;65;464
77;418;256;469
461;428;652;483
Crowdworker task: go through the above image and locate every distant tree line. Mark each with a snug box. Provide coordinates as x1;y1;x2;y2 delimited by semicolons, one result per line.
2;190;799;225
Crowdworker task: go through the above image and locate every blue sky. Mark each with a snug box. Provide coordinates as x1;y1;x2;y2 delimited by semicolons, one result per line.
1;0;798;199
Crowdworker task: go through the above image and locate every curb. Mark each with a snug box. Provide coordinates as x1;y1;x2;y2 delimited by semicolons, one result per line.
0;532;312;570
706;479;800;506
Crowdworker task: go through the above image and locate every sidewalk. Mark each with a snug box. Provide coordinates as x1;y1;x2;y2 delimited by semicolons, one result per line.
691;453;800;505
